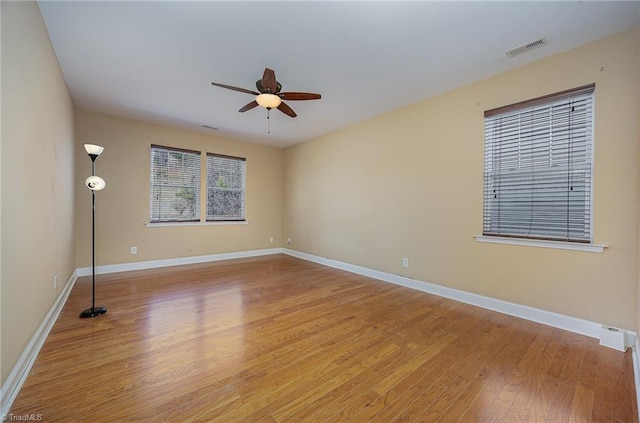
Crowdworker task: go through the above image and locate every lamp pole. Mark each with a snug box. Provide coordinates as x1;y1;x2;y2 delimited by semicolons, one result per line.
80;144;107;318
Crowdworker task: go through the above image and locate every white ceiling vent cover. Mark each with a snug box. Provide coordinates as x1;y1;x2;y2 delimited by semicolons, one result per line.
505;37;548;58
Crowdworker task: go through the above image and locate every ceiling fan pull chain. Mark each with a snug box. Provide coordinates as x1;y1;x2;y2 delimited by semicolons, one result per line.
267;108;271;134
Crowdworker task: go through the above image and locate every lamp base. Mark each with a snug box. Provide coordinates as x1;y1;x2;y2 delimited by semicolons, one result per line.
79;306;107;318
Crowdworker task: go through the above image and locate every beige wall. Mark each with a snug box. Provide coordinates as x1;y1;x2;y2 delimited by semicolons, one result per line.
1;1;77;383
75;111;283;267
283;28;640;330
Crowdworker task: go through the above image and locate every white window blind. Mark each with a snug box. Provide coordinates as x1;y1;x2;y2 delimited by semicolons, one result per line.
206;153;246;221
150;145;201;222
483;84;594;243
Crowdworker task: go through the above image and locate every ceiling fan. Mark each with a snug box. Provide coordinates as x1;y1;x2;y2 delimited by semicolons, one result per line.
211;68;321;118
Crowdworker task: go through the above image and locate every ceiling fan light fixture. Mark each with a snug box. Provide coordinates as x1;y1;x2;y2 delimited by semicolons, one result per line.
256;93;281;109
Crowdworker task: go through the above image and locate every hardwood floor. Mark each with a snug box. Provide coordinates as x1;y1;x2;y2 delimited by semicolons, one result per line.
10;254;637;422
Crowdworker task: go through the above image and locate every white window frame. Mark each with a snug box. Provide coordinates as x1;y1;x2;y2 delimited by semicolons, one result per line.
206;153;246;222
481;84;596;245
149;145;201;223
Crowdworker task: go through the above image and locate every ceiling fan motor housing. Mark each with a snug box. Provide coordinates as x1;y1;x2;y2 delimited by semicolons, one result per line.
256;80;282;94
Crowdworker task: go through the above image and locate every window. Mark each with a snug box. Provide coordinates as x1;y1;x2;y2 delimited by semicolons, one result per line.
483;84;594;243
150;145;201;222
206;153;246;221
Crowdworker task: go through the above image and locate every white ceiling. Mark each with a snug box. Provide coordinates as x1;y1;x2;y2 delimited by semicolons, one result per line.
38;1;640;148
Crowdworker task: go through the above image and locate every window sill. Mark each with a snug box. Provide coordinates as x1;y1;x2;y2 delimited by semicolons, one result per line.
474;235;607;253
146;221;249;227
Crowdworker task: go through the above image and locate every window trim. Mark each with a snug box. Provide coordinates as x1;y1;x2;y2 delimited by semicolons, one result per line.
150;144;201;156
474;235;606;253
482;84;595;244
207;152;247;162
484;83;595;118
206;152;246;222
145;220;249;227
149;144;202;223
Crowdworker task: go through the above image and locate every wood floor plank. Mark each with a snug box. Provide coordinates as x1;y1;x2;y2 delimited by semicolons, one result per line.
359;306;498;422
524;330;576;422
8;254;637;422
461;319;541;422
497;326;560;422
293;315;462;422
613;346;638;423
591;350;614;423
546;334;589;422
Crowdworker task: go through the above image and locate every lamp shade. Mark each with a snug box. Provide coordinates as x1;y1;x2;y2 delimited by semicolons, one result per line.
85;175;106;191
256;93;282;109
84;144;104;157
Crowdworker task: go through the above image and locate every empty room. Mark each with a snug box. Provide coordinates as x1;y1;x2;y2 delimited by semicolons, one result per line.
2;1;640;421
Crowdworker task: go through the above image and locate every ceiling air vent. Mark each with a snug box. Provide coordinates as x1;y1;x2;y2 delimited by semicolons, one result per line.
505;37;548;58
202;125;219;130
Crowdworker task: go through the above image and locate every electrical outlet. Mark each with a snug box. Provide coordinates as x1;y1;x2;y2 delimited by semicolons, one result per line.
402;258;409;267
131;246;138;255
269;237;274;243
286;237;291;245
54;275;58;289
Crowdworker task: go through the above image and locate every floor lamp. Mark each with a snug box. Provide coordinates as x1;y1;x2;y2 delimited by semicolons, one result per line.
79;143;108;318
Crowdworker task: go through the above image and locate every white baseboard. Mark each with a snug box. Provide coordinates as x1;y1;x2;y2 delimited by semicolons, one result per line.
282;248;637;348
0;271;78;417
76;248;282;276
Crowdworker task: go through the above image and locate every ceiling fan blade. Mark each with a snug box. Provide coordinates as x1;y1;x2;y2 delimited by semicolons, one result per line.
277;101;297;118
239;100;259;112
211;82;259;96
280;92;322;101
262;68;278;93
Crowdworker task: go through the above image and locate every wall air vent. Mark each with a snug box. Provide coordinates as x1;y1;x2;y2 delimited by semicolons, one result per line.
505;37;548;58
